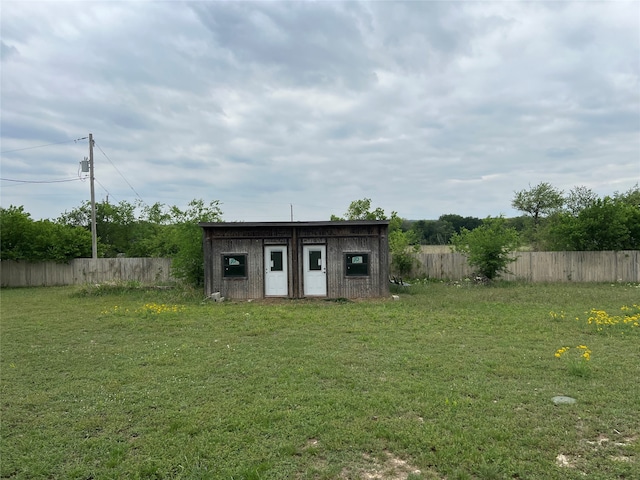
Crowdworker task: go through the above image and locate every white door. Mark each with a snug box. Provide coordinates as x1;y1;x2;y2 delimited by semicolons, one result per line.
265;246;288;296
303;245;326;296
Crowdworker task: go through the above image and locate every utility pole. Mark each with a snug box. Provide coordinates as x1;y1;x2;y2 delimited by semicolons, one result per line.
89;133;97;259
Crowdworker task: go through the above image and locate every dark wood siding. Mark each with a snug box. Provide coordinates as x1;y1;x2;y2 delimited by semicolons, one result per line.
201;221;389;299
207;238;263;299
327;233;388;298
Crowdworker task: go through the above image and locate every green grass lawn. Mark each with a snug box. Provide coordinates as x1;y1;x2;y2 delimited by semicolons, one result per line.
1;282;639;479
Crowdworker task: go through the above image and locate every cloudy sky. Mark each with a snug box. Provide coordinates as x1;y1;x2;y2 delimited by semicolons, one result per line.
1;1;639;222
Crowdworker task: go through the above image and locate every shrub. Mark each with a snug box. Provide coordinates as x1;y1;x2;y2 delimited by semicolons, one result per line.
450;216;520;280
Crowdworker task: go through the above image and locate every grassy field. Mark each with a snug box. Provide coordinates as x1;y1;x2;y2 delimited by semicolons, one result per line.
1;282;639;479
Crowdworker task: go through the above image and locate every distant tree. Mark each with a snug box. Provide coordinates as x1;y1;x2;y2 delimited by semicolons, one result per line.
614;183;640;207
331;198;386;221
504;215;529;234
564;186;598;216
512;182;564;248
409;215;482;245
439;214;482;234
512;182;564;225
332;198;419;276
411;219;454;245
410;220;431;244
450;216;520;280
399;218;413;232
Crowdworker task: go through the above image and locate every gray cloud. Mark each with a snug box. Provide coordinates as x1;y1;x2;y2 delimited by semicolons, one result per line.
1;1;638;222
192;2;377;90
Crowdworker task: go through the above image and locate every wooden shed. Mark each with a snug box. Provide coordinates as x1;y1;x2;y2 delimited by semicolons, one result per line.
199;221;389;300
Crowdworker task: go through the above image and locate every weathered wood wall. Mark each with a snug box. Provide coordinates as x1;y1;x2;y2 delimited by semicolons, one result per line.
327;235;388;298
413;250;640;282
206;238;266;300
201;221;390;299
4;251;636;288
1;258;174;287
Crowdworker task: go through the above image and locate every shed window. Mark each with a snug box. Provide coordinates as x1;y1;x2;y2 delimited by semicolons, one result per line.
270;250;283;272
223;254;247;278
308;249;322;271
345;253;369;276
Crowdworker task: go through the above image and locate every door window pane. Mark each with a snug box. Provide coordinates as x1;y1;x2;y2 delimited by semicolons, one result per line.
309;250;322;271
271;250;283;272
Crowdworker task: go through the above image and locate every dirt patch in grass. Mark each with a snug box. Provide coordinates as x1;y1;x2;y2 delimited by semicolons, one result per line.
558;432;638;473
340;451;441;480
555;453;577;468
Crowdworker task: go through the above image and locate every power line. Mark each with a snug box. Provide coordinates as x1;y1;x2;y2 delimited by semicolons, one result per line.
0;137;88;155
95;178;114;200
93;142;145;204
0;177;86;184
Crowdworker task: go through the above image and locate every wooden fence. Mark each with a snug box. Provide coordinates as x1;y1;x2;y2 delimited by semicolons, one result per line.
413;250;640;283
1;258;174;287
2;251;639;287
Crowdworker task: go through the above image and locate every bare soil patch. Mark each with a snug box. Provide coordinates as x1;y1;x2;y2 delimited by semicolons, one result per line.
340;451;442;480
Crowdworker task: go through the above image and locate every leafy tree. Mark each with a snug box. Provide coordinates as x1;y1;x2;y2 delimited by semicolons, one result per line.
1;205;93;261
512;182;565;224
56;198;223;285
166;199;222;287
127;202;177;258
410;219;454;245
57;200;137;257
537;185;598;251
450;216;520;280
331;198;419;276
512;182;564;248
330;198;387;221
560;197;639;250
409;215;482;245
31;220;94;261
0;206;34;260
141;201;173;225
542;184;639;251
389;228;420;276
614;183;640;207
564;186;598;216
439;214;482;234
504;215;530;234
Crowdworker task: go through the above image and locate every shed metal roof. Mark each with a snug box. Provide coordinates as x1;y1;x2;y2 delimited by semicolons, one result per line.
199;220;390;228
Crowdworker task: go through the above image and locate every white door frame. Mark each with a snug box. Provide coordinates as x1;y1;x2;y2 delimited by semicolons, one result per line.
265;245;288;296
303;245;327;296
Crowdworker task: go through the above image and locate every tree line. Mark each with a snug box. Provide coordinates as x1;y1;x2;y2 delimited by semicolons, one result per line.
1;183;638;283
0;199;222;286
511;183;639;251
410;183;639;251
331;184;639;279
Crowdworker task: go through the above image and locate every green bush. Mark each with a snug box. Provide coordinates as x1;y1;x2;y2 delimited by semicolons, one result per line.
450;216;520;280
